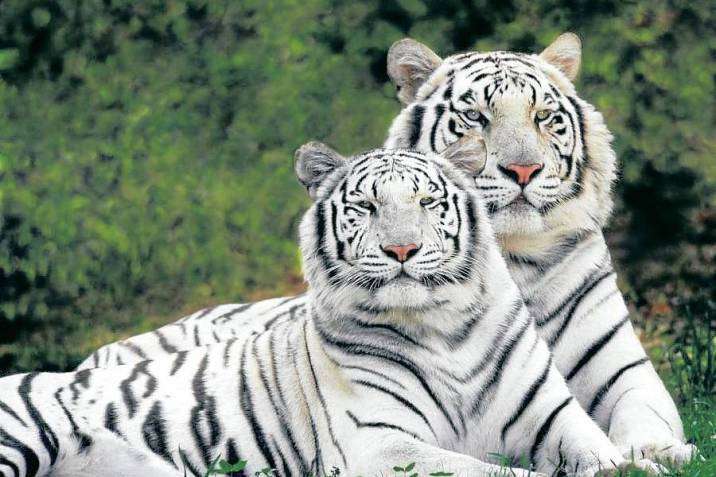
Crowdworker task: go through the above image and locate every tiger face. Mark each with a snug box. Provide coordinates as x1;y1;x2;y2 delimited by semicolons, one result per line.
385;34;616;249
295;143;485;311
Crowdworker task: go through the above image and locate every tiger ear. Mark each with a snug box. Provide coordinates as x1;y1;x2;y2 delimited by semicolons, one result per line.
539;32;581;81
294;141;347;199
387;38;443;105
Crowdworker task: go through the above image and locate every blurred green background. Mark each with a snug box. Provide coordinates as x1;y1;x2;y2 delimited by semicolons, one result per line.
0;0;713;375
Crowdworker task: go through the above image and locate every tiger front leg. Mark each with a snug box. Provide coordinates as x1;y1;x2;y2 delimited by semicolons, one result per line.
605;387;697;466
530;398;665;476
350;432;544;477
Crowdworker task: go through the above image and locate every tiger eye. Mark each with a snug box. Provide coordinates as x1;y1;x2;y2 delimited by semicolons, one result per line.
535;109;552;121
419;197;435;206
465;110;483;122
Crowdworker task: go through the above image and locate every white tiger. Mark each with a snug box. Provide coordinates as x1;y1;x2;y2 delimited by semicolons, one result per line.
0;146;663;477
79;34;695;464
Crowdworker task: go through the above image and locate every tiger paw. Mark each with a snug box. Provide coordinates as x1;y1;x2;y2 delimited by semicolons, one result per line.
571;458;665;476
618;440;698;466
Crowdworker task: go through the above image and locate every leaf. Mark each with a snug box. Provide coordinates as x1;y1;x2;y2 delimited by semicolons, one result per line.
405;463;415;472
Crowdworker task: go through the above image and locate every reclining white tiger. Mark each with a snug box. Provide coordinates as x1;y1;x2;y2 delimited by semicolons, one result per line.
0;147;665;477
79;34;695;464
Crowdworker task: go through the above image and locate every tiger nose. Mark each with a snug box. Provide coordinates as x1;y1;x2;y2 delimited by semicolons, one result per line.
500;163;543;186
381;243;420;263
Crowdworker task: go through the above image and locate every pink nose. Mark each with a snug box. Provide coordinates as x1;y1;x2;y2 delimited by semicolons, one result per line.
504;163;543;185
382;243;420;263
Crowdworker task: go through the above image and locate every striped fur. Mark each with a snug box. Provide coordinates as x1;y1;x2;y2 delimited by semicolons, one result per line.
79;35;694;465
0;149;659;477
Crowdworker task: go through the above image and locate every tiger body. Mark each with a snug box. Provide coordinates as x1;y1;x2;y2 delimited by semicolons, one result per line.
0;148;659;477
80;34;693;464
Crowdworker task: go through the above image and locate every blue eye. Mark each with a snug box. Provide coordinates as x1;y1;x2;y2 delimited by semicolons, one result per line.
465;109;488;127
357;200;373;209
419;197;435;206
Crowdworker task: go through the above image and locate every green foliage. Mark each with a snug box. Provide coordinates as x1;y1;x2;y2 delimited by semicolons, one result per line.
0;1;712;372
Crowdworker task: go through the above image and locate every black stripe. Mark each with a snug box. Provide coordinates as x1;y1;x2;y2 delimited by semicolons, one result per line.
352;379;436;439
346;410;423;441
529;397;573;462
408;105;425;148
170;351;188;376
104;402;121;436
119;362;144;418
179;448;202;477
316;324;460;436
588;357;649;416
68;370;91;404
141;401;175;465
0;454;19;477
260;331;307;475
118;341;148;360
302;322;348;467
501;354;552;442
0;427;38;477
565;316;628;380
190;354;223;467
155;330;178;353
53;389;92;453
0;401;27;427
548;270;615;346
225;438;248;477
469;313;531;416
211;303;254;325
239;337;278;472
19;373;59;465
430;104;445;152
288;336;323;476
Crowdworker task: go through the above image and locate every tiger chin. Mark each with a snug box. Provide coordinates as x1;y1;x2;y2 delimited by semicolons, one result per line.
0;146;663;477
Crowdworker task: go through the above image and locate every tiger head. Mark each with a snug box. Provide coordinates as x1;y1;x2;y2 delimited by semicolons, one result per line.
385;34;616;254
294;142;504;314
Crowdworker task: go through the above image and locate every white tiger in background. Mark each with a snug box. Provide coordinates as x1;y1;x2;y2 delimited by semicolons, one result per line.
79;34;695;464
0;146;665;477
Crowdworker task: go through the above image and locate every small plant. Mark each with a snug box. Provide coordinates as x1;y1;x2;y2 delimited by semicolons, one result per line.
204;456;248;476
393;462;417;477
392;462;454;477
666;302;715;400
254;467;276;477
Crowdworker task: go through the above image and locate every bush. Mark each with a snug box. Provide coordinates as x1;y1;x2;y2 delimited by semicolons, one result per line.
0;0;713;372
